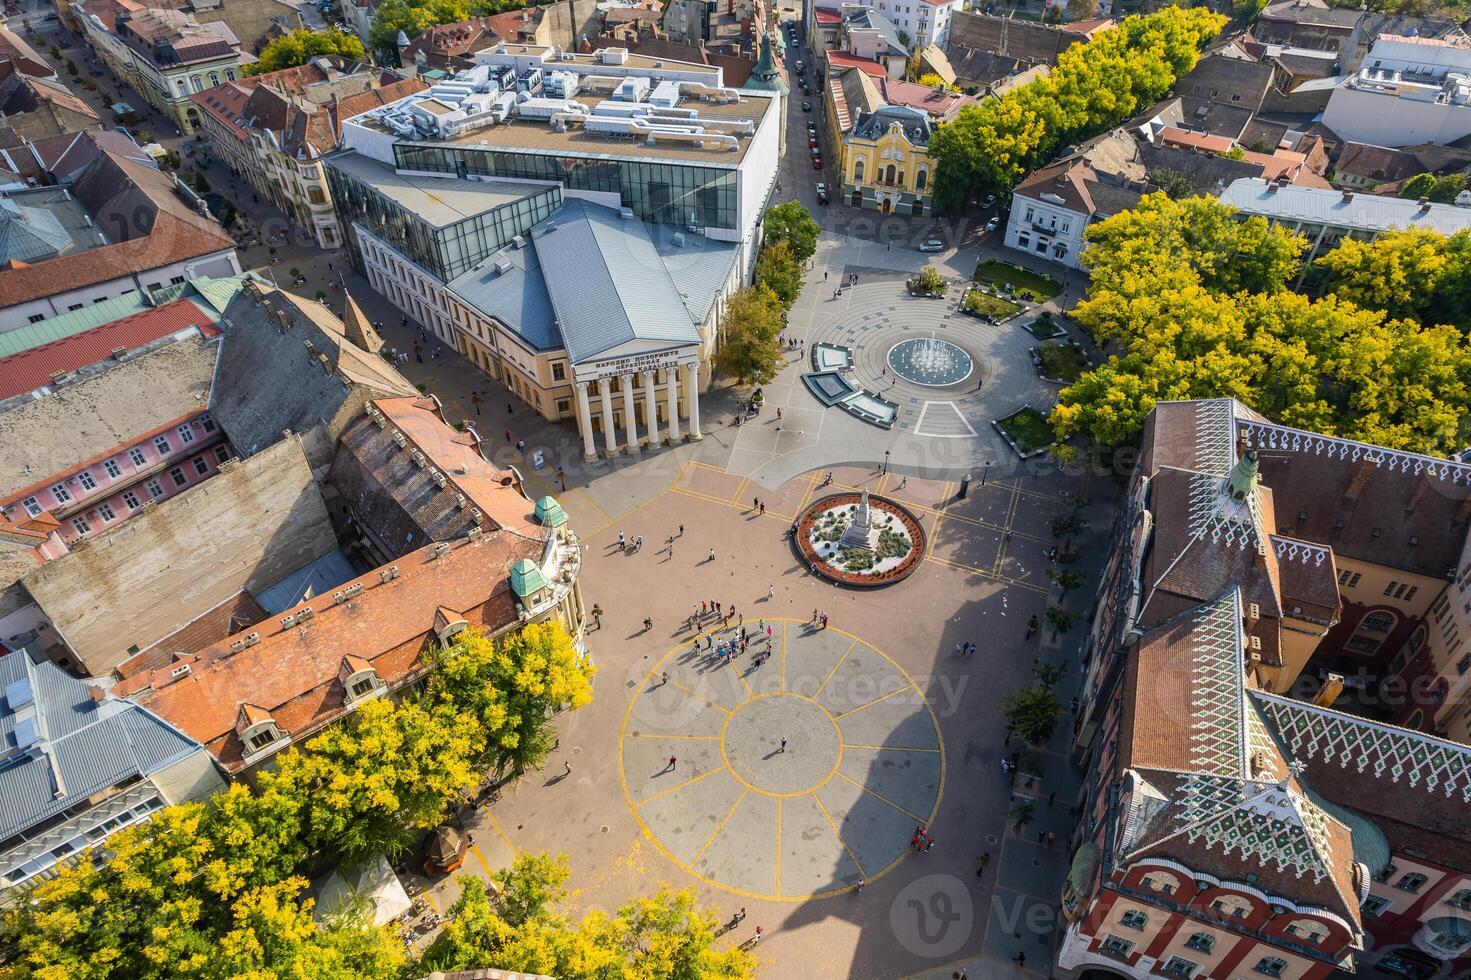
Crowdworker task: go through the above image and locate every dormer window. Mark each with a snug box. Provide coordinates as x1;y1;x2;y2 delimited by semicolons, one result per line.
236;703;285;760
339;655;381;702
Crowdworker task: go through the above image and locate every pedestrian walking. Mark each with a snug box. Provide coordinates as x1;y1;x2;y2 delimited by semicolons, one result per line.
1046;831;1056;845
667;755;677;772
471;394;482;416
618;531;626;550
708;548;716;562
736;907;747;922
1048;792;1056;805
977;852;990;876
767;584;774;599
753;926;763;945
1026;615;1038;638
821;612;829;629
855;877;864;891
777;407;783;420
811;608;818;623
925;835;935;852
899;476;907;489
660;671;669;686
780;736;787;753
759;502;765;515
591;604;603;629
678;524;685;537
643;617;653;631
564;761;572;777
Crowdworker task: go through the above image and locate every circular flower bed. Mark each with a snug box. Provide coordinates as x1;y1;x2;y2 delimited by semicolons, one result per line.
793;492;926;587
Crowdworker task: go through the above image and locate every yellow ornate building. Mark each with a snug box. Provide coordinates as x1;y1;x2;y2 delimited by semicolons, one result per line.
840;104;936;216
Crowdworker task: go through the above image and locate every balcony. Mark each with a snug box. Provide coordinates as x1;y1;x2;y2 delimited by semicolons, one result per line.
1031;220;1060;236
1413;918;1471;960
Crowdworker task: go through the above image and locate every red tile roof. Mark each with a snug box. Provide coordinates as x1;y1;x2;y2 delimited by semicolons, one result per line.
826;50;886;77
877;77;976;120
0;299;218;399
1159;126;1235;154
814;8;842;23
124;530;543;772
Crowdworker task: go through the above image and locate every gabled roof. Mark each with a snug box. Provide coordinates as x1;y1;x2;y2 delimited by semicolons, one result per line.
0;149;235;310
851;103;933;146
531;199;702;365
1117;590;1363;922
0;648;203;844
126;531;544;773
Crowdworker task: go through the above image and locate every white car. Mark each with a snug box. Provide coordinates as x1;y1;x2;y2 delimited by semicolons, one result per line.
985;217;1000;234
917;239;944;253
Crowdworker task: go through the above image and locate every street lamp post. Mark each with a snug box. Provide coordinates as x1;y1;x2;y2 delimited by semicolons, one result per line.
883;449;890;475
981;459;993;486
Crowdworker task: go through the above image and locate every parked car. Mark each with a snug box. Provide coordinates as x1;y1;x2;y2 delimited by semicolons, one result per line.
812;156;823;170
807;136;818;148
801;100;811;112
918;239;944;253
806;121;817;135
809;145;821;157
985;216;1000;234
802;85;812;97
981;193;996;209
816;182;829;205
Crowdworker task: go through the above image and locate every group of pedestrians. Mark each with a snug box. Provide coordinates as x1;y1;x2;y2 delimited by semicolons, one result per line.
953;640;978;656
809;609;830;629
910;824;935;853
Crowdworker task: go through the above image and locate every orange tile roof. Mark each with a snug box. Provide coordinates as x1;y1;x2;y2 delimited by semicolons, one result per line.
0;151;235;309
124;529;543;772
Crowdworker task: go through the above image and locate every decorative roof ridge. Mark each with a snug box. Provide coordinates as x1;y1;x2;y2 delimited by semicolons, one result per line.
1237;416;1471;486
1251;689;1471;801
1188;589;1249;777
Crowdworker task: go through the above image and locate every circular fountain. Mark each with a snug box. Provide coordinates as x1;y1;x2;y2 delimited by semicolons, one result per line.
886;337;974;387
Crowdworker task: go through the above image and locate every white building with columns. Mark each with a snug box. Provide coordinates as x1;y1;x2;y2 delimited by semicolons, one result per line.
323;46;781;457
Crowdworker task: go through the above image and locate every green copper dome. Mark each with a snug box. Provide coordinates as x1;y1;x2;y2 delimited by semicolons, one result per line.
745;31;789;94
510;558;547;598
534;496;567;527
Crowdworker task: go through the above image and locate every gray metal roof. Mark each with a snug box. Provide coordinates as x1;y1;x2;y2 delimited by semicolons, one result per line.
0;649;203;842
536;199;702;364
852;105;934;147
648;223;741;327
447;199;732;363
326;152;553;229
446;235;561;353
251;549;359;615
1220;177;1471;235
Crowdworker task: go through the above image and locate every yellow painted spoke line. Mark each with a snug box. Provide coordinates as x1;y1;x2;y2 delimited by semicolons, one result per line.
627;732;720;741
813;638;859;697
485;810;517;855
834;771;927;824
636;766;724;806
692;788;748;864
844;742;940;753
833;686;910;720
814;793;866;878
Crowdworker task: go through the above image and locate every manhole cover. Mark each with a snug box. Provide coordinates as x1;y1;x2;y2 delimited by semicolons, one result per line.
985;834;999;845
1032;859;1042;868
601;825;609;833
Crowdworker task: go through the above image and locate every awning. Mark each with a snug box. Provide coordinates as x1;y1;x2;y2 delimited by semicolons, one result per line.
1068;841;1100;896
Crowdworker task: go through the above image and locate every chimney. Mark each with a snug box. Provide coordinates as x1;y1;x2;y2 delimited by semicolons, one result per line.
1342;189;1354;202
1266;179;1278;194
1313;673;1345;707
1419;196;1432;213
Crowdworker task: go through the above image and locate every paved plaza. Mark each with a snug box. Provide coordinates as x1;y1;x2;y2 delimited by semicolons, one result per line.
623;621;942;900
397;461;1112;979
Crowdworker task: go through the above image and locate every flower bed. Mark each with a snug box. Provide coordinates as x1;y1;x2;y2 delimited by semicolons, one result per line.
994;406;1058;458
973;260;1062;301
962;288;1023;321
794;493;926;587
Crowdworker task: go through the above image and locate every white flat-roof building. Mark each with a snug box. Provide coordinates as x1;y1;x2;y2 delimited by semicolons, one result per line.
1322;34;1471;147
1219;176;1471;259
325;45;781;459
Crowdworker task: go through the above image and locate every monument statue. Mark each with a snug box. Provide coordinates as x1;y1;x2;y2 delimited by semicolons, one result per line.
839;489;876;550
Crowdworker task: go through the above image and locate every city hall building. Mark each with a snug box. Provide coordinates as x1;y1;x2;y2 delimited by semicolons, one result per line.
325;43;783;458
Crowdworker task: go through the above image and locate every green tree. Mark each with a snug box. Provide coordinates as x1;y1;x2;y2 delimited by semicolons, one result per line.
929;7;1225;210
714;284;784;386
424;853;756;979
1314;227;1471;329
244;28;365;75
426;622;595;781
266;696;479;862
1146;167;1195;200
754;240;803;308
1398;172;1467;203
762;200;820;261
1000;685;1061;744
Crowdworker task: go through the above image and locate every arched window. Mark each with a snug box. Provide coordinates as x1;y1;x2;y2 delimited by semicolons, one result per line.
853;157;865;181
226;68;235;81
915;168;928;190
208;71;219;86
1362;611;1395;632
885;164;896;184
